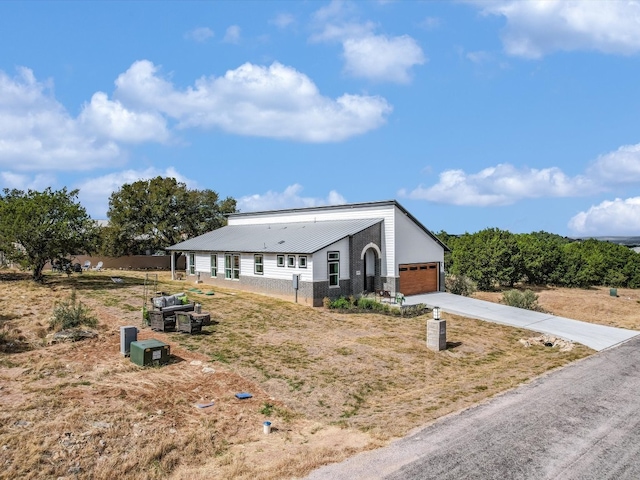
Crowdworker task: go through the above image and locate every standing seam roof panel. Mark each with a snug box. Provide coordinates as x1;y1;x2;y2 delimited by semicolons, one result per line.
166;218;383;253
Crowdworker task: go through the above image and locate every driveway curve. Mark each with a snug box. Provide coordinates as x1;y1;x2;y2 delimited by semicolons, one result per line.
306;335;640;480
404;292;639;351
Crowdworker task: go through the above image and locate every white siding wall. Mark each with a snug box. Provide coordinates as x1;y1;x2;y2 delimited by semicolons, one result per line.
240;253;314;281
190;251;316;282
265;254;314;281
394;209;444;274
194;253;211;273
312;238;350;281
229;205;395;276
240;253;254;277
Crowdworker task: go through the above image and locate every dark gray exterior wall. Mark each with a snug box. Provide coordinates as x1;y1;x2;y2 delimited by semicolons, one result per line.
312;279;352;307
348;222;383;295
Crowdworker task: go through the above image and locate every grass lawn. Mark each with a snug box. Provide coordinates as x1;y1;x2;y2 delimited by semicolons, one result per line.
0;270;607;479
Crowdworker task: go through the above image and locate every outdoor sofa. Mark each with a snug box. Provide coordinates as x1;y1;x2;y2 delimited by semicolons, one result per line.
148;293;195;331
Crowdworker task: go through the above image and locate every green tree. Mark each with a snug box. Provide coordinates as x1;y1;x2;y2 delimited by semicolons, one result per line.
105;177;236;256
0;188;98;282
435;230;458;274
451;228;523;290
516;232;569;285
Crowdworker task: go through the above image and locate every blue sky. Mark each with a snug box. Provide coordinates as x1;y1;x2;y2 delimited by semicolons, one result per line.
1;0;640;236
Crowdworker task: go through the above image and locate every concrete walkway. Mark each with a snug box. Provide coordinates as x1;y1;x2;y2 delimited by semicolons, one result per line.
404;292;639;351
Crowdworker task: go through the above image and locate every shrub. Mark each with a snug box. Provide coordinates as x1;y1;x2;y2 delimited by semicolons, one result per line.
325;295;427;317
445;274;477;297
330;296;352;309
356;298;377;310
400;303;428;316
502;289;541;311
322;297;331;309
50;289;98;331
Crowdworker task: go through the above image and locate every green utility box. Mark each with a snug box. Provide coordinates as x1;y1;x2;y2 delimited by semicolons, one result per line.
130;339;170;367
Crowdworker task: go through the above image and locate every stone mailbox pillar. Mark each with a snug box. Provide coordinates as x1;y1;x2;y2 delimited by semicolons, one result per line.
427;306;446;351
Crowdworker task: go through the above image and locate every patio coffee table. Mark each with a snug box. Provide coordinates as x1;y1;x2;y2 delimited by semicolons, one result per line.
190;312;211;326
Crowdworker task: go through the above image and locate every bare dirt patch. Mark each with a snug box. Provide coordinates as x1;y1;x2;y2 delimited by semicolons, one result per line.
0;271;603;479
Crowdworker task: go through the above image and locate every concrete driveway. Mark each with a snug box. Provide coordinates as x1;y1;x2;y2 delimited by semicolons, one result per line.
306;335;640;480
404;292;639;351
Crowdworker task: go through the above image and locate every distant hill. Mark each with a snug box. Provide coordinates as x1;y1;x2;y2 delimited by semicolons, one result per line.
575;236;640;247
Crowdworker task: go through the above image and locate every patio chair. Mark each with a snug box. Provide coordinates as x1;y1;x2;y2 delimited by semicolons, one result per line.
92;261;104;271
82;260;91;271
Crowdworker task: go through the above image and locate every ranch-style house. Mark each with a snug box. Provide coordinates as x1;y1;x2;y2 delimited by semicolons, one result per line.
166;200;448;306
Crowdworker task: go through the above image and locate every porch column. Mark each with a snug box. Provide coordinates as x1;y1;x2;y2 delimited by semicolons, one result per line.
170;251;175;280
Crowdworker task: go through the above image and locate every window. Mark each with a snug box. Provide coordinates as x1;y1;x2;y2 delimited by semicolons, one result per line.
189;253;195;275
277;255;285;267
328;251;339;287
254;254;264;275
225;254;240;280
287;255;296;268
298;256;307;268
210;254;217;277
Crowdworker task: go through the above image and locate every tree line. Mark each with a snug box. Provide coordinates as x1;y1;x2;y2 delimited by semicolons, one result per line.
437;229;640;291
0;177;236;281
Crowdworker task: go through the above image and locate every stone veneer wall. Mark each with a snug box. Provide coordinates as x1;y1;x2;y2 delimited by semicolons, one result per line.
192;272;318;305
312;279;352;306
348;222;383;294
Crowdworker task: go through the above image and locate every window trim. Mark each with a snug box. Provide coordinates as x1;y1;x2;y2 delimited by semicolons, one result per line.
328;251;339;287
298;255;307;268
287;255;296;268
254;254;264;275
277;255;285;267
210;254;217;277
225;253;240;280
189;252;195;275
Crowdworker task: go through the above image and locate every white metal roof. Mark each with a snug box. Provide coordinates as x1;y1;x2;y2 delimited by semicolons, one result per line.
166;218;383;254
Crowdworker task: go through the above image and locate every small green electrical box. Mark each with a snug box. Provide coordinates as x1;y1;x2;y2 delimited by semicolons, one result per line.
130;339;170;367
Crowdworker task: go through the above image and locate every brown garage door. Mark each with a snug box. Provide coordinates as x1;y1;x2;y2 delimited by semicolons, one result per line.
399;262;439;295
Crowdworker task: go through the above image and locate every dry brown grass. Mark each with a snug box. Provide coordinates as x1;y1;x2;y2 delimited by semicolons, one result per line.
473;285;640;330
0;270;609;479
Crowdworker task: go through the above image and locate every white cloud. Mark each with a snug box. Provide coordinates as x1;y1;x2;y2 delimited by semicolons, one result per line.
419;17;441;30
472;0;640;58
113;60;391;142
310;21;376;43
185;27;214;43
401;164;594;207
466;50;493;64
586;143;640;185
0;58;391;172
75;167;195;219
568;197;640;236
223;25;241;44
79;92;169;143
401;137;640;208
343;34;425;83
0;171;56;191
310;2;425;83
0;67;123;171
271;13;295;29
237;184;346;212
